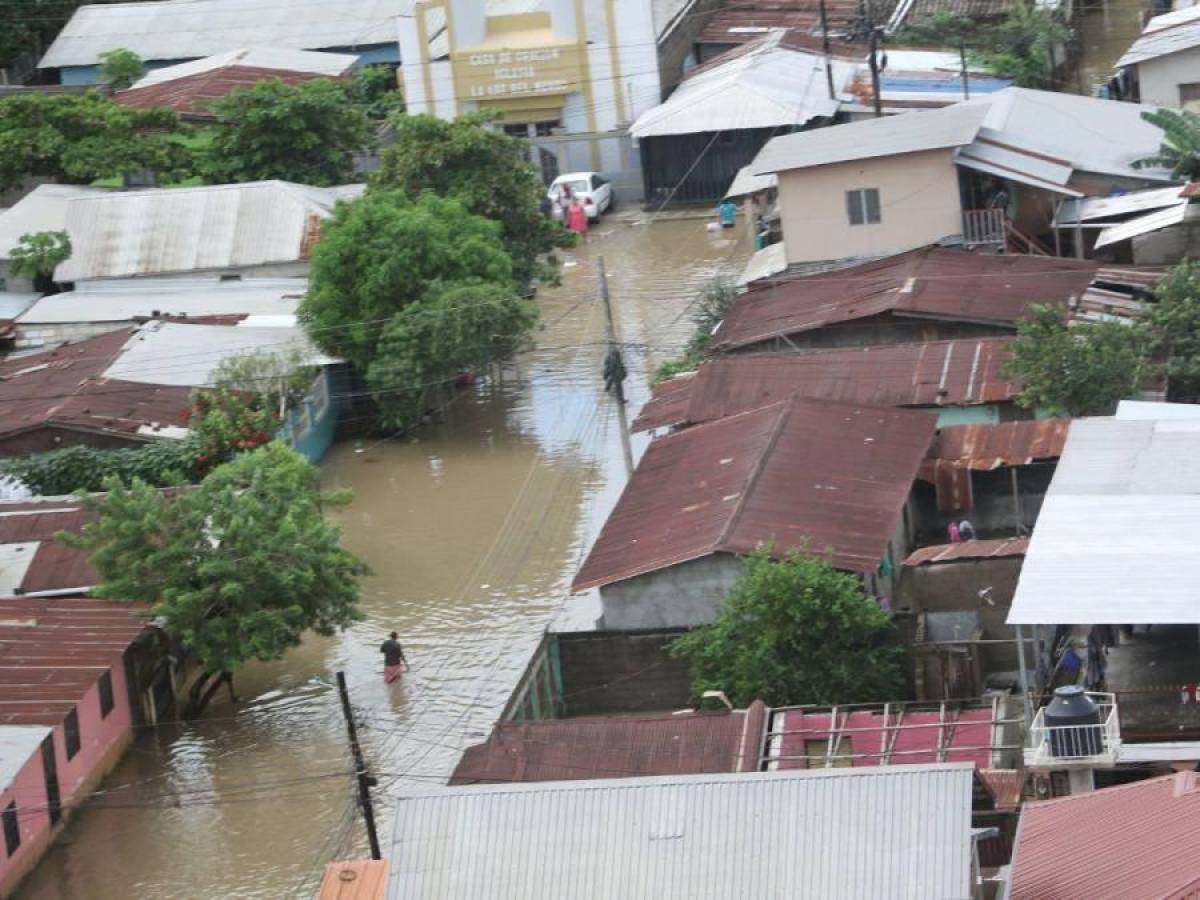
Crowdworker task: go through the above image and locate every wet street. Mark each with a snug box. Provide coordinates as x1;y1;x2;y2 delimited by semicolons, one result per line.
16;215;748;899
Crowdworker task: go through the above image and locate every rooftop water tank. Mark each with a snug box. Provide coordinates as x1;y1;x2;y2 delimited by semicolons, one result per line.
1044;685;1103;757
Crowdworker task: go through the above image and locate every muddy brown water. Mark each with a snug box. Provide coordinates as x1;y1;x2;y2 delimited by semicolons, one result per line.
16;216;748;899
1075;0;1153;94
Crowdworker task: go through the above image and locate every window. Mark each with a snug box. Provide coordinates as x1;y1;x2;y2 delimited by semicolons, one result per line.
1181;83;1200;111
590;175;608;190
846;188;882;225
805;738;854;767
99;670;114;719
64;709;81;760
3;803;17;857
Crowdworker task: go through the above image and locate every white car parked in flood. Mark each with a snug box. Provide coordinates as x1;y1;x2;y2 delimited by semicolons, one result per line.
547;172;614;222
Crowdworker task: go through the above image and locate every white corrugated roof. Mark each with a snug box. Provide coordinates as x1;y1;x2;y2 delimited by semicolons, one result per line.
736;240;787;286
633;33;852;138
0;542;38;597
724;164;777;199
0;184;108;259
128;46;357;89
40;0;406;68
386;765;976;899
1008;407;1200;625
1055;185;1187;224
18;277;306;324
753;100;990;174
0;725;52;791
103;320;335;387
1118;5;1200;67
54;181;364;282
1094;202;1190;248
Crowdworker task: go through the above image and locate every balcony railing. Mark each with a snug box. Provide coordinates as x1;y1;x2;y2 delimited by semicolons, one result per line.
1025;692;1120;767
962;208;1007;248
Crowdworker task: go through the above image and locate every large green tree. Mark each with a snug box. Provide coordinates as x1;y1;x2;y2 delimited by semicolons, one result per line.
1147;260;1200;401
302;190;536;427
201;78;371;186
1005;304;1146;416
670;547;903;708
8;230;71;292
60;442;368;716
0;91;193;191
373;114;571;286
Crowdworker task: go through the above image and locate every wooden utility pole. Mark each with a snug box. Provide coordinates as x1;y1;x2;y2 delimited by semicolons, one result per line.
598;257;634;479
336;671;382;861
959;43;970;100
819;0;837;101
868;28;884;118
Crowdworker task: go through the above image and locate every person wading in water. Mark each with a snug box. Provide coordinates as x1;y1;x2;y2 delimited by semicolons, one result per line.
380;632;409;683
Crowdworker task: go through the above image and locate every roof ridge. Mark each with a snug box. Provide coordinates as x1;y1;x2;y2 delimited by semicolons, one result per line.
714;396;792;551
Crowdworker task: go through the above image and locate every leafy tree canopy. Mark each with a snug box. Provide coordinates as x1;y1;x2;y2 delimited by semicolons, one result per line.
1005;304;1146;417
1147;259;1200;401
200;78;371;186
1136;108;1200;179
373;113;571;286
0;91;193;191
99;47;144;90
670;546;903;708
972;0;1067;88
349;64;406;121
60;442;368;715
212;348;317;416
8;230;71;281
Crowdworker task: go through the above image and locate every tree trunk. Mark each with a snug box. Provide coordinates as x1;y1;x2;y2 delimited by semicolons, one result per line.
183;670;237;717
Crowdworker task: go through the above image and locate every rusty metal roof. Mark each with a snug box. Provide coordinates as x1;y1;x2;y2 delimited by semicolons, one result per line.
1010;772;1200;899
0;500;97;593
0;595;150;726
573;397;937;589
115;64;342;117
451;704;767;786
633;338;1019;433
924;418;1070;470
903;538;1029;566
0;329;194;448
317;860;389;900
698;1;883;46
713;247;1098;352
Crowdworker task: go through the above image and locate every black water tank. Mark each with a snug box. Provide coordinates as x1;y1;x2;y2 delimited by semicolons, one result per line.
1044;685;1103;757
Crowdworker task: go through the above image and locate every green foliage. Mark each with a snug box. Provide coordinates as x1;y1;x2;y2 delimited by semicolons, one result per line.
8;230;71;280
0;92;193;191
670;547;903;707
0;441;201;495
1006;304;1146;416
1147;260;1200;401
201;78;371;186
367;282;539;427
60;442;368;678
1135;108;1200;179
189;387;280;468
972;0;1068;88
372;114;572;286
349;65;405;121
212;348;316;416
652;278;737;383
0;0;124;69
99;47;144;90
892;12;977;48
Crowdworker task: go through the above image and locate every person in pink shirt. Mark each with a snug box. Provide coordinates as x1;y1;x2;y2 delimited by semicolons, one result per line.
567;198;589;236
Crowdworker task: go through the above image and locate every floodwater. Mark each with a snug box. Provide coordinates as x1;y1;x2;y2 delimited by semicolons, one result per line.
16;215;748;899
1074;0;1152;94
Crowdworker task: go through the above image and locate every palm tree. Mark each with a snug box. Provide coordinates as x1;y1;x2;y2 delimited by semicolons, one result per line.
1136;108;1200;179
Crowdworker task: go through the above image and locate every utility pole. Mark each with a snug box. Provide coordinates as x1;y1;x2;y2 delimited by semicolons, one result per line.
959;42;970;100
868;27;884;118
819;0;837;101
336;671;382;861
598;257;634;479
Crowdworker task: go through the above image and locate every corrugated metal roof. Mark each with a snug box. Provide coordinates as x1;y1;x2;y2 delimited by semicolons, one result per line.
19;278;305;325
573;396;937;589
631;31;853;137
0;328;193;444
630;374;696;433
0;724;53;791
54;181;364;282
1055;185;1187;225
387;765;976;900
1010;772;1200;899
40;0;405;68
713;246;1097;352
0;501;97;594
0;183;108;259
0;595;150;726
636;338;1020;433
102;320;331;388
924;418;1070;469
318;860;390;900
724;164;777;200
114;47;356;116
752;98;988;173
735;240;788;287
451;705;766;785
698;1;885;46
902;537;1029;566
1118;5;1200;67
1008;408;1200;625
1095;203;1190;249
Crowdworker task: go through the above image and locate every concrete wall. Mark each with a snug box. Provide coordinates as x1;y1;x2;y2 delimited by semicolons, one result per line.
14;320;127;350
598;553;743;630
777;148;962;265
734;316;1011;354
1132;219;1200;265
0;426;149;458
655;0;722;97
556;629;692;716
277;365;348;464
1137;47;1200;108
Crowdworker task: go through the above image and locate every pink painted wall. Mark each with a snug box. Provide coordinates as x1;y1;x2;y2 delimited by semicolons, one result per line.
0;653;134;893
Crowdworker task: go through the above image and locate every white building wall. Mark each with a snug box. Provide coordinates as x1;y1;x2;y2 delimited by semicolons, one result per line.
1137;47;1200;108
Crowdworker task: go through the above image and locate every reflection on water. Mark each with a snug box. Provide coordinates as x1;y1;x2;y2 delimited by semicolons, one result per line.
1074;0;1152;95
17;215;747;899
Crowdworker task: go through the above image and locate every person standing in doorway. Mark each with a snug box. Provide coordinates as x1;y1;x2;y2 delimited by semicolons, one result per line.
381;632;408;683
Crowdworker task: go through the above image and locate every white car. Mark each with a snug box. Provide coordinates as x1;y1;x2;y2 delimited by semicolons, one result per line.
548;172;614;222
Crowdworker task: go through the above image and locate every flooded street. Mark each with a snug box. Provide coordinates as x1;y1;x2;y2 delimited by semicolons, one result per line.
1075;0;1152;94
16;216;748;899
